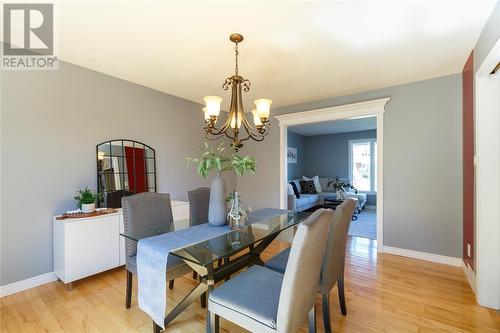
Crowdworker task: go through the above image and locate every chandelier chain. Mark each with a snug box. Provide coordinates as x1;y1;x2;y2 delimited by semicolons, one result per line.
235;42;239;75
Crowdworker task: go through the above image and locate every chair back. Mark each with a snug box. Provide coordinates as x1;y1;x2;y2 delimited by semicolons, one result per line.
320;198;356;294
276;208;333;333
188;187;210;226
105;189;133;208
122;192;174;257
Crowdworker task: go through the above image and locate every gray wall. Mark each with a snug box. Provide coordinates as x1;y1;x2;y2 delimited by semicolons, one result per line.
303;129;376;176
238;73;463;258
287;131;305;180
303;130;377;205
0;61;235;285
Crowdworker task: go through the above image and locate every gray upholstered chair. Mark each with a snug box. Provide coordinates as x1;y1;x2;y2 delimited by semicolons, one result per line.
188;187;210;226
187;186;224;298
265;198;356;333
207;208;333;333
122;192;191;309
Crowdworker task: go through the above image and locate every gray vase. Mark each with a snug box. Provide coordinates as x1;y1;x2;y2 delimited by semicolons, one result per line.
208;172;227;226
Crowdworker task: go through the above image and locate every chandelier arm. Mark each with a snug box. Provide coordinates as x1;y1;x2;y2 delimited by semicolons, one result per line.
239;119;269;143
205;132;225;140
224;130;238;141
240;112;255;133
239;131;266;143
207;116;232;136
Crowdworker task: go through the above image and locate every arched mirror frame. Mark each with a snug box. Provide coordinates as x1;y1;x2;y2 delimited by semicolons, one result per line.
96;139;157;207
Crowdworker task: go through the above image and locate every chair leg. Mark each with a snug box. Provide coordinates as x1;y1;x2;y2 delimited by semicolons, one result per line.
209;311;219;333
193;271;198;280
338;275;347;316
153;321;162;333
308;305;316;333
200;292;207;308
322;292;332;333
168;279;175;290
125;270;132;309
223;257;230;281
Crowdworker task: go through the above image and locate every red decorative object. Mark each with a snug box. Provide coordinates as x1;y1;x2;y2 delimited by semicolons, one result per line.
462;51;474;272
124;146;148;193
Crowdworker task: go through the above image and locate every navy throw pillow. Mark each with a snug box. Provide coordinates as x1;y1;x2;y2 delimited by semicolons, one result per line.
289;181;300;199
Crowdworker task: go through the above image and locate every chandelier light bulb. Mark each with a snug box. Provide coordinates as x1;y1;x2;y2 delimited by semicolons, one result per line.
202;107;210;120
251;109;262;126
203;96;223;117
254;99;272;119
230;112;243;129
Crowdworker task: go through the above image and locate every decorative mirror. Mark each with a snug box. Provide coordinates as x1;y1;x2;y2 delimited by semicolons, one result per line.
96;140;156;208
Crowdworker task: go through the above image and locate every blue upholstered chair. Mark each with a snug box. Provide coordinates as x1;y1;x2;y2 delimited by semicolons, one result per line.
122;192;191;309
207;209;333;333
265;198;356;333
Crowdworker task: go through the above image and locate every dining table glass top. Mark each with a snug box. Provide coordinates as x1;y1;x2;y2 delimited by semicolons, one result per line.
120;210;310;267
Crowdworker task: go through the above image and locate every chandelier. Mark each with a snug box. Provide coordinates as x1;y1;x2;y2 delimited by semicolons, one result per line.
202;33;272;151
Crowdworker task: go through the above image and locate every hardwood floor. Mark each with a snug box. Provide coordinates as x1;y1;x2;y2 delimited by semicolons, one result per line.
1;237;499;333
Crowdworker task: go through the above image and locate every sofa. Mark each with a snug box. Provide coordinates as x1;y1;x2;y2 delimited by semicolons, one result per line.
287;177;367;212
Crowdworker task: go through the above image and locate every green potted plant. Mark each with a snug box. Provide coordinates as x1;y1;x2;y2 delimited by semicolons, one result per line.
327;176;356;199
74;187;99;213
187;142;256;226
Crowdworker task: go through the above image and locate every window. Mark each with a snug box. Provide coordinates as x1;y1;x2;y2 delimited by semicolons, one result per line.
349;139;377;193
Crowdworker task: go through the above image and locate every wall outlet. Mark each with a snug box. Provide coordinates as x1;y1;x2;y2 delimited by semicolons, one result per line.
467;243;471;258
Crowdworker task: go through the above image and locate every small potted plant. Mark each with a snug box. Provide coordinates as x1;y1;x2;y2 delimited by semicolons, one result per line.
327;176;357;199
74;187;99;213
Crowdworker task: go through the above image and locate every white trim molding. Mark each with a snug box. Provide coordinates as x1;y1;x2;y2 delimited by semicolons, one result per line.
474;36;500;309
276;97;390;252
348;138;377;194
462;261;477;294
383;246;462;267
0;272;57;298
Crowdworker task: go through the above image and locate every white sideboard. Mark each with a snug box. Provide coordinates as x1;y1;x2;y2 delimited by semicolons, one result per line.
53;200;189;289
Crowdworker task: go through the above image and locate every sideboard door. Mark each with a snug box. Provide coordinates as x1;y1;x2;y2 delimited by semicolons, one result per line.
66;215;119;282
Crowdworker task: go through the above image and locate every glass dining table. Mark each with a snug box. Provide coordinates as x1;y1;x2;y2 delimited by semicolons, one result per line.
120;209;310;333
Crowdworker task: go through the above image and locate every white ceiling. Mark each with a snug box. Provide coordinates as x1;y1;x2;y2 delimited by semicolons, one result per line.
289;117;376;136
34;1;500;108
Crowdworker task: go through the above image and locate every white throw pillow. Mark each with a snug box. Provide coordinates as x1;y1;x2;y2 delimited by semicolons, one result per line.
287;183;294;195
302;175;322;193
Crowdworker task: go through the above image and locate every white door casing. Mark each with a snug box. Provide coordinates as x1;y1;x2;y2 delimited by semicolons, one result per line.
275;97;390;251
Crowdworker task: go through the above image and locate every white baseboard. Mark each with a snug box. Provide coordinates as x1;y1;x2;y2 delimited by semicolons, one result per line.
365;205;376;210
462;261;476;293
0;272;57;298
383;246;462;267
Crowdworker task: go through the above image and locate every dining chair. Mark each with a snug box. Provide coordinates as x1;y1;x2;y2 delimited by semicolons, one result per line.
207;208;333;333
122;192;191;309
188;187;225;264
187;186;225;306
104;189;133;208
264;198;356;333
188;187;210;226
